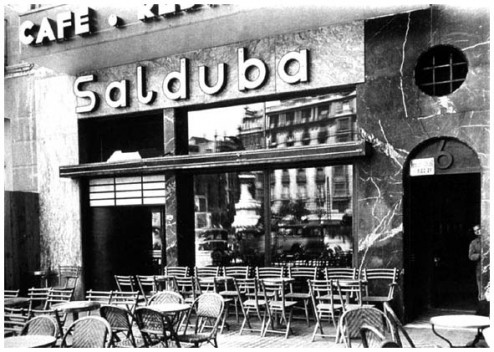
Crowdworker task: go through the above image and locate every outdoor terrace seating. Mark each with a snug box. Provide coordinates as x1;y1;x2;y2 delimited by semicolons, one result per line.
60;316;113;348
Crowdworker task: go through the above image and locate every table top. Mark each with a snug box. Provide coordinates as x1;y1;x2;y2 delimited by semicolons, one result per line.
4;335;57;348
4;297;30;308
148;303;191;314
52;300;101;313
430;314;490;328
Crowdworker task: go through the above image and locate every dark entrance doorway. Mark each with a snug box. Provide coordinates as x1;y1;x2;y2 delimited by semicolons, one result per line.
404;138;481;322
84;206;164;290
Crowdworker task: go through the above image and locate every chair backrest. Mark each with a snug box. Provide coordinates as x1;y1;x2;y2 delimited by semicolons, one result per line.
4;289;20;298
21;315;59;337
164;266;190;277
336;279;366;307
44;288;74;309
100;304;135;340
260;279;289;305
174;276;199;302
308;279;342;310
223;266;250;278
324;267;357;280
85;289;113;304
383;302;415;348
27;287;51;311
288;266;319;293
135;306;176;343
338;307;394;347
195;266;221;277
255;266;284;279
4;307;30;336
61;316;113;348
362;268;399;300
148;291;184;305
110;291;140;313
236;278;261;301
114;275;138;291
136;275;158;304
58;265;81;289
183;293;224;338
360;324;386;348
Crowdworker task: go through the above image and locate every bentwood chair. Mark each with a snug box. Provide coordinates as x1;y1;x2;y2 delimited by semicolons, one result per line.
100;304;141;348
114;275;139;292
177;293;225;348
308;279;344;342
336;306;395;347
361;268;399;308
21;315;59;337
136;275;158;305
55;265;81;290
260;279;297;338
135;307;180;348
4;307;30;336
360;324;399;348
85;290;113;305
61;316;113;348
194;266;221;278
239;278;267;336
164;266;190;277
324;267;357;281
149;291;184;305
286;266;318;326
27;287;51;311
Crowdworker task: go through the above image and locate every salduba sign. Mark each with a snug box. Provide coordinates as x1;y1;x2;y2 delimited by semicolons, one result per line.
74;48;309;113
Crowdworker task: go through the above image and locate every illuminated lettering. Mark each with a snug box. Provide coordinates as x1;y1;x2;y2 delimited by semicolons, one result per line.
277;49;309;84
137;66;156;104
198;63;227;95
74;75;98;113
56;11;73;40
19;20;35;45
238;48;267;91
162;58;188;100
74;7;91;35
105;80;128;108
35;17;56;44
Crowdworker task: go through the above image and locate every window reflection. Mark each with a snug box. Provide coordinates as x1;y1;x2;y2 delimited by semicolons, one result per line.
189;90;356;267
188;90;357;154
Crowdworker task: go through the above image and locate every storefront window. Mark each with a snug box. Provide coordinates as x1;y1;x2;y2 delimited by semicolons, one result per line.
189;91;356;267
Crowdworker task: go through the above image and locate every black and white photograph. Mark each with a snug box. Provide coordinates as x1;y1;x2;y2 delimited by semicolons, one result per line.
2;3;491;348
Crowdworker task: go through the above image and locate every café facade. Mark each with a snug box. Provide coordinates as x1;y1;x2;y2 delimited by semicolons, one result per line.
4;4;490;322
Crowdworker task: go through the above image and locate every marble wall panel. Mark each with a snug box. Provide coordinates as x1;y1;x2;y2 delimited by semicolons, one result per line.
76;22;364;118
357;6;490;311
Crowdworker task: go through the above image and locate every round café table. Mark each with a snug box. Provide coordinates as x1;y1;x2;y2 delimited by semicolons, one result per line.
430;314;490;347
4;297;30;308
148;303;192;347
4;335;57;348
53;301;101;321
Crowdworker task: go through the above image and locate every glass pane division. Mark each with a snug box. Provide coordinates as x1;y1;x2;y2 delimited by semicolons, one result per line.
271;166;353;267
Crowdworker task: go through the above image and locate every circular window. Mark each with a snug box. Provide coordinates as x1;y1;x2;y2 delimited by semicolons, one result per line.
414;45;468;97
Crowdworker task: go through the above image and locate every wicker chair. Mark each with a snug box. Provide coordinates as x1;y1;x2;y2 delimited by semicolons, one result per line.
336;306;395;347
21;315;59;337
149;291;184;305
135;307;180;348
177;293;225;348
61;316;113;348
100;304;141;348
383;302;416;348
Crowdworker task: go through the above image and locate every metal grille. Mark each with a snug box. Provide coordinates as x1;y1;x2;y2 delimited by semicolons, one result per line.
415;45;468;97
